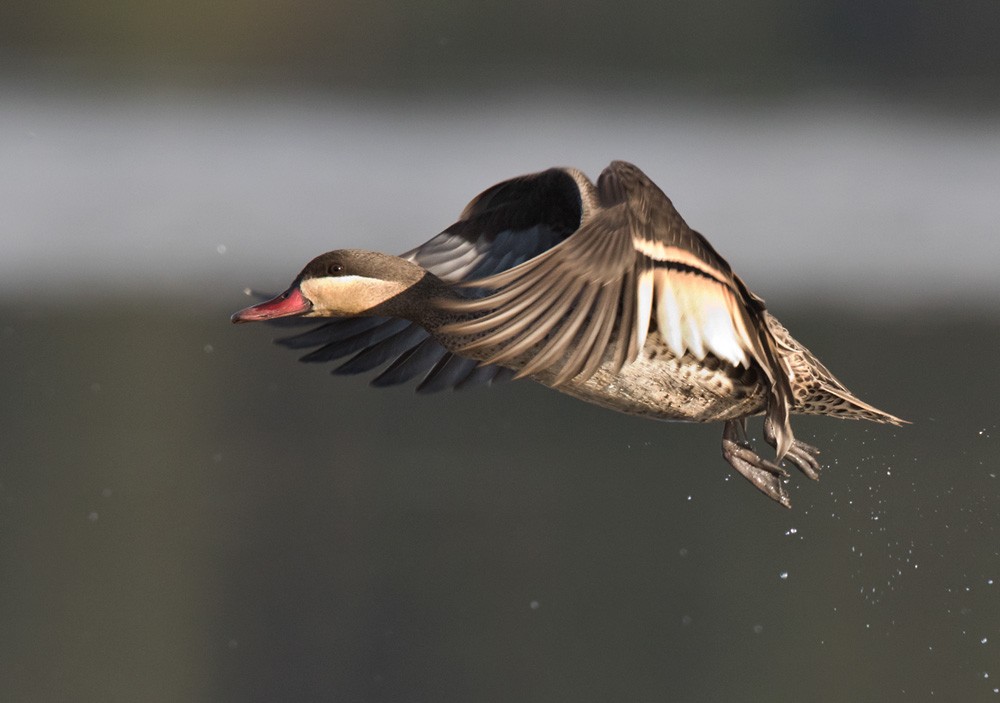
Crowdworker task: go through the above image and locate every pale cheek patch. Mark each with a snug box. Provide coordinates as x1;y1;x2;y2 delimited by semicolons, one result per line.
301;276;374;315
300;276;408;316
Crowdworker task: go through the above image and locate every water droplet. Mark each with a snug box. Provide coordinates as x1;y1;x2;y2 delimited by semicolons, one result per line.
529;600;540;610
779;571;789;580
217;244;227;254
87;511;99;522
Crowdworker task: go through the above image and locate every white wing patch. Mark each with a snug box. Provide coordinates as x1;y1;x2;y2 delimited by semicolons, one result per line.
628;236;752;368
654;269;751;367
624;269;750;369
635;269;655;354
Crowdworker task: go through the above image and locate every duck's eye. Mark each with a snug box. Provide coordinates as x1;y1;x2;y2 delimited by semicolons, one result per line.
327;263;344;276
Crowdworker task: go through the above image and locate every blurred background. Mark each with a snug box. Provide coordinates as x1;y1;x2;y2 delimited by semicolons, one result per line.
2;1;999;701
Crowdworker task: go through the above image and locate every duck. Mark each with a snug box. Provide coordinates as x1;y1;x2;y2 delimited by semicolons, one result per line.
232;160;905;508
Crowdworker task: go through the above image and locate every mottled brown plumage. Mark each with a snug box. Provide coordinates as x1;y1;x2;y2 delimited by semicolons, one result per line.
233;161;905;508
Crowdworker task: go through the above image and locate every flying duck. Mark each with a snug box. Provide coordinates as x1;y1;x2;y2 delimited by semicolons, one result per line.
232;161;904;507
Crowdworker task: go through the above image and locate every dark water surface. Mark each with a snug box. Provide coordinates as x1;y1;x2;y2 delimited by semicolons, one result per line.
2;300;999;701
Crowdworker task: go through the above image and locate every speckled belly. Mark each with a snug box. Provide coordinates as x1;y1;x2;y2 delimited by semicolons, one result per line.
432;313;770;423
518;331;768;423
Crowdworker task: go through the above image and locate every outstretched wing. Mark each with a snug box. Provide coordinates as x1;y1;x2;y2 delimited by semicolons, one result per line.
439;161;795;455
274;167;595;392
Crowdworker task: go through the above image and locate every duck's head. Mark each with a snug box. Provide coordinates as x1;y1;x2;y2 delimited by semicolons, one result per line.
231;249;432;323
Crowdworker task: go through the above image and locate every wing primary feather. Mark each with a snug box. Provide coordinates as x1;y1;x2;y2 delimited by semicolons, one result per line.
552;284;612;385
490;366;518;384
729;287;795;458
453;362;505;390
277;317;393;350
439;256;560;314
332;325;431;375
370;337;449;387
577;281;622;382
416;355;481;394
441;274;561;337
456;273;573;356
297;319;413;363
482;276;581;367
516;283;597;381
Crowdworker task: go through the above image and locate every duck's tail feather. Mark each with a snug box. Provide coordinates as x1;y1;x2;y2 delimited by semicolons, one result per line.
806;383;909;426
763;312;908;426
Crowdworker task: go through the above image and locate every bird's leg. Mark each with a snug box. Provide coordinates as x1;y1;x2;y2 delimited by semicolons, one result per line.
721;419;791;508
732;416;750;443
763;416;822;481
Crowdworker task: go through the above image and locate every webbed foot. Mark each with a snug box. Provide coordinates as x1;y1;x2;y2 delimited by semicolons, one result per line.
764;416;822;481
722;420;791;508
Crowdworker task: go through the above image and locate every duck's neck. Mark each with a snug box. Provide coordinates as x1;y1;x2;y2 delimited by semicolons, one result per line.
366;264;454;329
